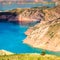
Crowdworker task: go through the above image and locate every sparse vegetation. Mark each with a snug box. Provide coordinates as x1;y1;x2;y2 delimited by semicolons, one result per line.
41;50;46;55
0;54;60;60
9;8;25;15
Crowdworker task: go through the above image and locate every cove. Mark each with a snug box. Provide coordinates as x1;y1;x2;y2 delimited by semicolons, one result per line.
0;22;43;54
0;22;60;56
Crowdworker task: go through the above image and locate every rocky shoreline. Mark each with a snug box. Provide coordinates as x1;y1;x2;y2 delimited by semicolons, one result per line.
24;5;60;52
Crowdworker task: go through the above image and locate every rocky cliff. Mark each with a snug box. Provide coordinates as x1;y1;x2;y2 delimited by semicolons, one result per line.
25;5;60;35
0;6;47;25
24;5;60;52
43;5;60;22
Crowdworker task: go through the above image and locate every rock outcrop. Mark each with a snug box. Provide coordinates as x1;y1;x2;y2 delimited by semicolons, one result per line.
24;5;60;52
24;18;60;52
43;5;60;22
25;5;60;35
0;6;47;25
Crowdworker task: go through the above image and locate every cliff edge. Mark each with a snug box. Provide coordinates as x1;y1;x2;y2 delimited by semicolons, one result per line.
24;5;60;52
0;6;47;25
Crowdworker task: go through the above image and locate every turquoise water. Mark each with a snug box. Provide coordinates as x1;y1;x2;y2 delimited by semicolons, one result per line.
0;3;60;56
0;22;42;53
0;22;60;56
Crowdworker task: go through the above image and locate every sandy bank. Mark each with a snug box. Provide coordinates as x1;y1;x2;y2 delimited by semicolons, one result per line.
0;49;14;55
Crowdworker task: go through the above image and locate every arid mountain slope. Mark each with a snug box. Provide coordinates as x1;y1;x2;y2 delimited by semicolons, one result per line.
0;6;47;25
25;5;60;35
24;5;60;52
43;5;60;22
24;18;60;52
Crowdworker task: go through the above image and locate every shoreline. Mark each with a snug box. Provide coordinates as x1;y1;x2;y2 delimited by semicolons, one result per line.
0;49;14;55
0;49;60;56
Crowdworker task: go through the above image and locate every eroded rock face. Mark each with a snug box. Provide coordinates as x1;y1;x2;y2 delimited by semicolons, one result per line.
20;8;45;21
24;5;60;52
43;5;60;21
1;5;60;25
25;5;60;35
0;7;47;25
24;19;60;52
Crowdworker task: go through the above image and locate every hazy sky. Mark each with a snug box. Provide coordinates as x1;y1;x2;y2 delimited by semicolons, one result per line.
0;0;56;1
0;0;58;2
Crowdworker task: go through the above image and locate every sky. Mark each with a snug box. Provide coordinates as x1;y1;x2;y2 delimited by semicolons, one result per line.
0;0;59;2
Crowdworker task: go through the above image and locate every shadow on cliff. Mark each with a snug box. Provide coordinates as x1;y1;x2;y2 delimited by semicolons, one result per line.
0;12;40;26
0;12;18;23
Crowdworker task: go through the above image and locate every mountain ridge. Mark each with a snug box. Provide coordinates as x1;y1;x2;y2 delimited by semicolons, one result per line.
0;6;48;25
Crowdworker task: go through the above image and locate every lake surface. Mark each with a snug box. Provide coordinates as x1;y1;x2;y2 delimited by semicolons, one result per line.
0;22;60;56
0;3;60;56
0;22;42;53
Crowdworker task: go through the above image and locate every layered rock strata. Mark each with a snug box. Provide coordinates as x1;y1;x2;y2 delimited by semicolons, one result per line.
24;5;60;52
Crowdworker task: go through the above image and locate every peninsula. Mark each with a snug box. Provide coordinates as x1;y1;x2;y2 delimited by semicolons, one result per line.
24;5;60;52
